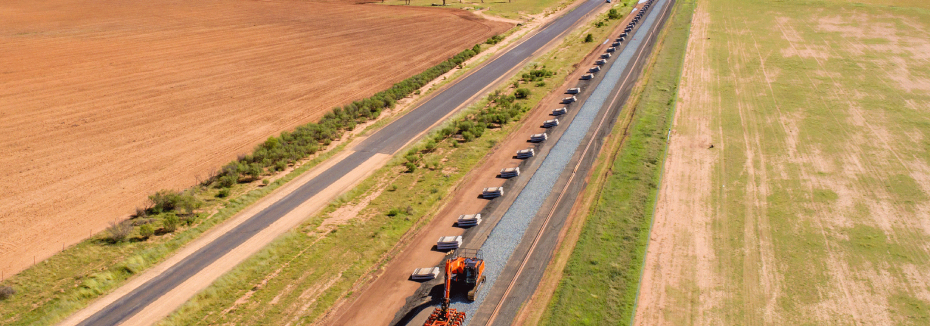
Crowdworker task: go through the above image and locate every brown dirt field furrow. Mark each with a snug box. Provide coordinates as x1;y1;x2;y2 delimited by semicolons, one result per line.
0;0;510;277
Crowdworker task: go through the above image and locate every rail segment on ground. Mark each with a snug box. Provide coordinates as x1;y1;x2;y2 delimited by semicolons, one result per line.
449;0;672;324
63;1;613;325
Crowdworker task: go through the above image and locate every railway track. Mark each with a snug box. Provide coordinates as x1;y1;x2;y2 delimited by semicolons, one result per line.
477;0;676;324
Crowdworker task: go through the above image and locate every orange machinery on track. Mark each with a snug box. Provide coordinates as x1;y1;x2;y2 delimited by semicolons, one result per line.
423;249;486;326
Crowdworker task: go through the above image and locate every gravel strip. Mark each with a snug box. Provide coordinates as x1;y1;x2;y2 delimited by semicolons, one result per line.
447;0;670;321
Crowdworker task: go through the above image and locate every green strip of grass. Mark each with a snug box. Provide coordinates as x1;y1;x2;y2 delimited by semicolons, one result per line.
154;6;635;325
540;1;695;324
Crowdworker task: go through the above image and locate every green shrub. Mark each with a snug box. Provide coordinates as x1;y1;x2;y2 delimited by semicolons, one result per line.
515;88;531;99
139;224;155;239
405;162;417;173
522;68;554;81
247;163;263;181
462;131;475;142
182;213;200;226
423;140;438;153
535;81;546;87
148;189;200;215
584;33;594;43
608;8;621;19
217;174;237;188
216;188;230;198
163;213;180;233
387;207;402;217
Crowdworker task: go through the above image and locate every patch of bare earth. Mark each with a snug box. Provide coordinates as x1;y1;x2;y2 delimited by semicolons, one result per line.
0;0;509;277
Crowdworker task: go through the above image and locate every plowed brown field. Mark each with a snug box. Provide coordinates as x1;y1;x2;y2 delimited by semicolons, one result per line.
0;0;509;277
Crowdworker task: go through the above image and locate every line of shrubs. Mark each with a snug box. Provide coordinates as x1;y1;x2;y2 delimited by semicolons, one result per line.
106;37;501;244
105;189;204;243
402;66;558;172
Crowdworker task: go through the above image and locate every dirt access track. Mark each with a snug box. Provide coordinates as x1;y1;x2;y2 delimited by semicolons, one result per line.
0;0;509;277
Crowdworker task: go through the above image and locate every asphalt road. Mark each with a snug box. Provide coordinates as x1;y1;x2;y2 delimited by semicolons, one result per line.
75;1;611;325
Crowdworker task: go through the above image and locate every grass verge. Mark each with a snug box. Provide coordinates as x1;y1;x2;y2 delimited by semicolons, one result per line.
152;4;636;324
539;0;695;324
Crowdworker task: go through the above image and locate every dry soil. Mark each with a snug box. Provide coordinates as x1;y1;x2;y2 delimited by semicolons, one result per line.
0;0;509;277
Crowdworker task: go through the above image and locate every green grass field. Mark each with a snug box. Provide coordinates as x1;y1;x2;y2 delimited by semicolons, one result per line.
633;0;930;324
538;0;695;324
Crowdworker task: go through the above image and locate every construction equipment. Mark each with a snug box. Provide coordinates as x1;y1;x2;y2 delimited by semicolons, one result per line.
423;249;487;326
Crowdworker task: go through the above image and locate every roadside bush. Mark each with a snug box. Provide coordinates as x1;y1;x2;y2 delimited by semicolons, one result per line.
485;34;504;45
405;162;417;173
217;174;237;188
106;221;133;243
515;88;531;99
139;224;155;239
216;188;230;198
584;33;594;43
387;207;403;217
522;68;554;82
162;213;180;233
148;190;181;214
148;189;199;215
608;8;621;19
178;191;202;215
535;81;546;87
462;131;475;142
0;286;14;300
181;213;200;226
274;160;287;172
246;163;263;181
423;140;438;153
